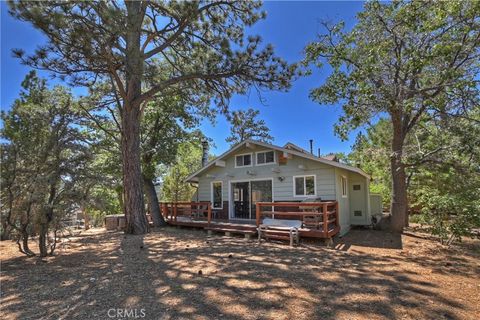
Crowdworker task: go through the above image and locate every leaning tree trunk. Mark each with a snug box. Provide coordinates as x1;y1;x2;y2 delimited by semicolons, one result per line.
390;119;408;233
21;230;34;256
143;174;167;227
122;1;148;234
16;203;35;256
17;224;35;256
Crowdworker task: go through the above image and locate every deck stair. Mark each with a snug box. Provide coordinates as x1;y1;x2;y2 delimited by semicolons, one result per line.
205;226;257;239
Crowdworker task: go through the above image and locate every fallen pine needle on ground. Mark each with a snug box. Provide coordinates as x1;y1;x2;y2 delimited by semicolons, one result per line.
1;227;479;320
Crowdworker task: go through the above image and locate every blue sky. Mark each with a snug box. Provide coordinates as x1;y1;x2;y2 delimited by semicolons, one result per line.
1;1;365;156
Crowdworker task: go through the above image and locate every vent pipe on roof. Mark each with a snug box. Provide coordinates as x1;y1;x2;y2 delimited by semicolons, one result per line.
309;139;313;154
318;148;321;157
201;141;209;167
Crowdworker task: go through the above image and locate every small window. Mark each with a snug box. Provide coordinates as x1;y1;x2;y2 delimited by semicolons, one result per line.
256;151;275;165
353;184;361;191
341;176;348;198
294;175;316;197
354;210;362;217
235;154;252;167
212;181;223;209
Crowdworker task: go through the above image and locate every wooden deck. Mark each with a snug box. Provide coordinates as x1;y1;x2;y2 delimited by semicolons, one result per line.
160;201;340;240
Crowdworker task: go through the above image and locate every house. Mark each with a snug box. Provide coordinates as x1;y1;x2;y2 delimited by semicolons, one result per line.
184;139;376;236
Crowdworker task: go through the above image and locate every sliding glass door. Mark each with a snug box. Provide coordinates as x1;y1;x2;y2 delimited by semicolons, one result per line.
250;180;273;218
231;180;272;219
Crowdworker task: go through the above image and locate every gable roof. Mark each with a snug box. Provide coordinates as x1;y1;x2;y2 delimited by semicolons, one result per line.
185;139;370;182
283;142;311;154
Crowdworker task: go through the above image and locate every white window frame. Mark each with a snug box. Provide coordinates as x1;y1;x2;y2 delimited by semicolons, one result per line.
255;150;276;166
211;181;223;209
341;176;348;198
234;152;253;168
293;174;317;197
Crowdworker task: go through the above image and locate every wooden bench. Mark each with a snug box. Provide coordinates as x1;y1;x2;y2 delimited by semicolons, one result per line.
258;218;301;246
205;227;257;239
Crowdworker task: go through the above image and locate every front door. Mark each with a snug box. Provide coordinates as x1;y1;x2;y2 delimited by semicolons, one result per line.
232;182;250;219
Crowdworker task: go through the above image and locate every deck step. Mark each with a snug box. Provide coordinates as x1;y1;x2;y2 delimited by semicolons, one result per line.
205;227;256;234
263;234;292;241
206;227;256;240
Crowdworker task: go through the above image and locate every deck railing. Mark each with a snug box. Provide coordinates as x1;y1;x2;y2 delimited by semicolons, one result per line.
160;202;212;224
255;201;339;233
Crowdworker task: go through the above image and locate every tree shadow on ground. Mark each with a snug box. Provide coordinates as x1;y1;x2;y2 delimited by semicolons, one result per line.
334;227;403;251
1;227;478;320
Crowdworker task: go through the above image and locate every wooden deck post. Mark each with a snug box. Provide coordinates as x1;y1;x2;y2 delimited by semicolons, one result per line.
207;202;212;225
323;203;328;235
162;203;168;220
174;203;178;222
256;202;261;227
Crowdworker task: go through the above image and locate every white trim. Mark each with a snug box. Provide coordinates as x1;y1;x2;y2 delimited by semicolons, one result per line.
185;139;370;182
234;152;253;168
341;175;348;198
255;150;276;166
228;177;274;219
211;181;223;209
293;174;317;197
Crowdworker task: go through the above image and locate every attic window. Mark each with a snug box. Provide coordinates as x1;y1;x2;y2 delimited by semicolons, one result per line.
256;151;275;165
235;153;252;168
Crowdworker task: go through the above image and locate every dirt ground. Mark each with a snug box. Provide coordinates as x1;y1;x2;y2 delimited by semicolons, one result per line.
1;227;479;320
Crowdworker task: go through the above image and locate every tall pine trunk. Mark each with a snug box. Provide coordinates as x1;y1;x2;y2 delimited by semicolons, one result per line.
143;174;167;227
122;107;148;234
390;118;407;232
123;1;148;234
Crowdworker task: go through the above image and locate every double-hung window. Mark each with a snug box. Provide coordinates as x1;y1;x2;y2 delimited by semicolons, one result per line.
211;181;223;209
235;153;252;167
294;175;316;197
341;176;348;198
256;151;275;165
